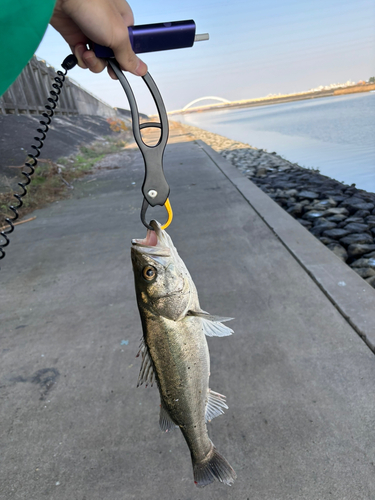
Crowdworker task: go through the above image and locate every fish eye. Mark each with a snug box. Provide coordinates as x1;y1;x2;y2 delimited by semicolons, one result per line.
142;265;157;281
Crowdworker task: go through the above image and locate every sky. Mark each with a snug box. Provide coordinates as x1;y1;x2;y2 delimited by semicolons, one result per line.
36;0;375;115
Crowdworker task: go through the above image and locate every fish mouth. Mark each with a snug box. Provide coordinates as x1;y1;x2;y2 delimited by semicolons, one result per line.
131;220;171;257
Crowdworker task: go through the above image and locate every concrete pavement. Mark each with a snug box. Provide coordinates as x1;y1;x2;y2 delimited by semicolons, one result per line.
1;124;375;499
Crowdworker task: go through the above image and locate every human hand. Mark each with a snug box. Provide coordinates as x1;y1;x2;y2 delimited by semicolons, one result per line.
50;0;148;77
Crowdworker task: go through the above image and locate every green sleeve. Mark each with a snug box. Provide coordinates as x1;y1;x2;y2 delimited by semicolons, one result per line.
0;0;56;96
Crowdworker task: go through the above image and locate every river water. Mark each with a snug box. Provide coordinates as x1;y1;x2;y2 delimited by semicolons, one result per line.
174;93;375;193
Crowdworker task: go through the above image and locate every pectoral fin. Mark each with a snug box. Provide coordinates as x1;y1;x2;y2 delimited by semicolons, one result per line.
187;310;234;337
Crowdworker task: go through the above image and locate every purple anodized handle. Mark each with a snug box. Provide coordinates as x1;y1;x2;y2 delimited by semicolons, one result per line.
94;20;196;58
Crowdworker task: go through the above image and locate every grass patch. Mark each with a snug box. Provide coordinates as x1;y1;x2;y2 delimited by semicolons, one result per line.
0;135;129;226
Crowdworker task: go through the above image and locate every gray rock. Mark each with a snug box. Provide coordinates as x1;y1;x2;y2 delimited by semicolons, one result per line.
365;276;375;288
329;195;347;203
303;210;327;221
313;217;331;226
344;217;364;224
327;243;348;262
365;216;375;229
324;190;344;196
343;222;369;233
303;204;324;212
323;228;350;240
314;199;337;210
340;196;374;214
354;210;371;218
310;226;325;237
285;189;298;197
296;218;312;228
310;220;337;237
351;257;370;268
364;250;375;258
341;196;363;205
320;236;335;245
300;200;311;207
297;173;312;181
353;267;375;278
324;207;349;216
340;233;374;246
337;221;351;229
287;203;303;217
298;190;319;200
276;198;288;207
368;258;375;269
326;214;348;223
256;167;267;177
273;181;298;189
347;243;375;258
310;220;336;237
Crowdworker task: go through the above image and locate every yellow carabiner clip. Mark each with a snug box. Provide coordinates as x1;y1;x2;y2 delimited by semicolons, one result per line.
161;198;173;230
141;197;173;231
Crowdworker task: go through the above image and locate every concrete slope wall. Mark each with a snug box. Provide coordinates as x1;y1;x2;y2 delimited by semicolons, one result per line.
0;56;117;118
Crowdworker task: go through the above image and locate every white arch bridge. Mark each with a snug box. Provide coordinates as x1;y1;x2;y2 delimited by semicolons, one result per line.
182;96;230;111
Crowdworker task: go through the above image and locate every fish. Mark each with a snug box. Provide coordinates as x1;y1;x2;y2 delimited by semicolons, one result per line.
131;220;237;487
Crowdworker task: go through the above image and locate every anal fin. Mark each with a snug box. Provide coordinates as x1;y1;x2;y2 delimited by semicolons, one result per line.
205;389;228;422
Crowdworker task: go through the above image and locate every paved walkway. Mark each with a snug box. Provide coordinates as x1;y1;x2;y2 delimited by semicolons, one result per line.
1;124;375;499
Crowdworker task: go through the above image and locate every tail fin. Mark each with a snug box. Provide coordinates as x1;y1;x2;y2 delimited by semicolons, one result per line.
193;447;237;488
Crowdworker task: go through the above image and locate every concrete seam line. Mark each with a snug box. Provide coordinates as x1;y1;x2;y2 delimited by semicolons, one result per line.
196;139;375;355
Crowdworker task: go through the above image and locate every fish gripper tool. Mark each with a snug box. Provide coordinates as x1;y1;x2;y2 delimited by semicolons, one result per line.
94;20;209;231
106;59;172;231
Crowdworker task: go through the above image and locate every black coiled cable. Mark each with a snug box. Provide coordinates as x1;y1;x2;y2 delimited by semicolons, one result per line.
0;54;77;264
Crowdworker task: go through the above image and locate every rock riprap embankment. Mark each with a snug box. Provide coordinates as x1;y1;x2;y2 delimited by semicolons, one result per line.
179;122;375;289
